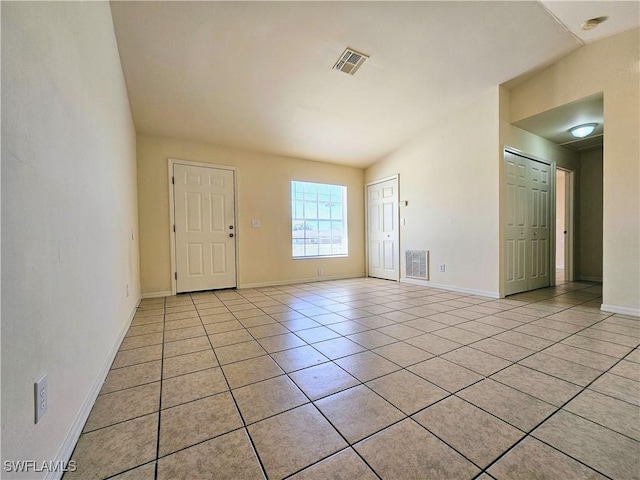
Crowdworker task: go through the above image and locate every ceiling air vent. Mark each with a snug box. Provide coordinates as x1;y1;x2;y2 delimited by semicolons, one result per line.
333;48;369;75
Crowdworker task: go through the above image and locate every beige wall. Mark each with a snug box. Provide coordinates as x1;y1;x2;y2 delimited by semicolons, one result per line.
2;2;140;477
509;28;639;314
579;148;604;281
365;88;501;296
137;135;365;294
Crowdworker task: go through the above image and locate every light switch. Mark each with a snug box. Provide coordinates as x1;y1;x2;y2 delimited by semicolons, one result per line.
401;218;406;226
252;220;261;228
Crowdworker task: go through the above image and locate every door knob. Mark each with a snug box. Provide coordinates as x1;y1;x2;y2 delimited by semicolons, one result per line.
229;233;234;238
229;225;234;230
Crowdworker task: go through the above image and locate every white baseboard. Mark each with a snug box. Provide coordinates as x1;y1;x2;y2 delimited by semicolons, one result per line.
46;299;140;480
141;290;172;299
580;276;603;282
142;276;367;297
239;273;365;290
601;304;640;317
400;277;500;299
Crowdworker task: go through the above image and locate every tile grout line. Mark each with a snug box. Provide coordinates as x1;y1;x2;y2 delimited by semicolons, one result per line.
152;295;168;480
198;292;271;480
399;288;634;478
277;364;385;479
233;287;406;478
258;283;561;477
81;278;636;480
476;338;640;479
216;294;376;478
277;283;603;476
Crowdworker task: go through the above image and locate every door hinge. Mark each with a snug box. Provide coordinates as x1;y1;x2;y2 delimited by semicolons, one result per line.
172;176;175;184
173;225;176;232
174;272;177;280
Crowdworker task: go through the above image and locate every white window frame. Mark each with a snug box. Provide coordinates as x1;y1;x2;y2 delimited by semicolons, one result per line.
291;180;348;259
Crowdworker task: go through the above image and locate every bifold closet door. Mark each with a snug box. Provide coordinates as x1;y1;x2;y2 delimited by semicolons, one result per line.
504;152;551;295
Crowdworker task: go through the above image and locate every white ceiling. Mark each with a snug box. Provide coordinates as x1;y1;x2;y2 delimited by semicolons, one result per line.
110;1;637;168
540;0;640;44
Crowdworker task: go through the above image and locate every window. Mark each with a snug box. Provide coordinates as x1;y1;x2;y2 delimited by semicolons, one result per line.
291;181;348;258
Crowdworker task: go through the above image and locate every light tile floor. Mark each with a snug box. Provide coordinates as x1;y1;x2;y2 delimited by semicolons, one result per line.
66;278;639;480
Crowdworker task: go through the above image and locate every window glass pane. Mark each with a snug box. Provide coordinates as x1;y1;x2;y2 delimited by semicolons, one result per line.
318;220;331;244
291;181;348;258
306;220;319;233
303;183;317;199
318;202;331;220
293;200;304;219
318;192;331;204
305;243;319;257
304;201;318;219
318;184;331;196
331;203;342;219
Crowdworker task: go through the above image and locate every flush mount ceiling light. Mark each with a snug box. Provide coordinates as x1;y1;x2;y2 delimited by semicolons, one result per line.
569;123;597;138
582;16;608;30
333;48;369;75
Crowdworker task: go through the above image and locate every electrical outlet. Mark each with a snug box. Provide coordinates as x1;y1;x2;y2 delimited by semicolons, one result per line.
439;264;446;272
251;220;261;228
317;268;323;276
35;374;48;424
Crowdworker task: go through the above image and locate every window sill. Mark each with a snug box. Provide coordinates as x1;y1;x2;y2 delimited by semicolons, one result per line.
292;254;349;260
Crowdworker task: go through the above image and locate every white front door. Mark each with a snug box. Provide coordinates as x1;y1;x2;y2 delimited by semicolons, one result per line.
504;151;551;295
173;164;236;293
367;177;399;281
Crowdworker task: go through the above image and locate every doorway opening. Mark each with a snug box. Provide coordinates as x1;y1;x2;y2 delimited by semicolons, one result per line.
555;168;571;285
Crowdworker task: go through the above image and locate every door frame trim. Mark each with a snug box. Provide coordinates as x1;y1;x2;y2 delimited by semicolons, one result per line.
168;158;239;295
364;174;400;282
501;147;556;296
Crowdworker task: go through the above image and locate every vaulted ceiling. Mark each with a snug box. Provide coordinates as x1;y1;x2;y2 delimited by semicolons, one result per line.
110;1;638;168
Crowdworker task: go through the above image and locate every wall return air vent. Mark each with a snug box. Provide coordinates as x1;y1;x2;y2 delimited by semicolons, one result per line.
405;250;429;280
333;48;369;75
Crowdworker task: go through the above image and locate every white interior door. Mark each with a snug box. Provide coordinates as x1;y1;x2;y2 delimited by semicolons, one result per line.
528;161;551;290
505;154;528;295
504;152;551;295
173;164;236;293
367;177;399;281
